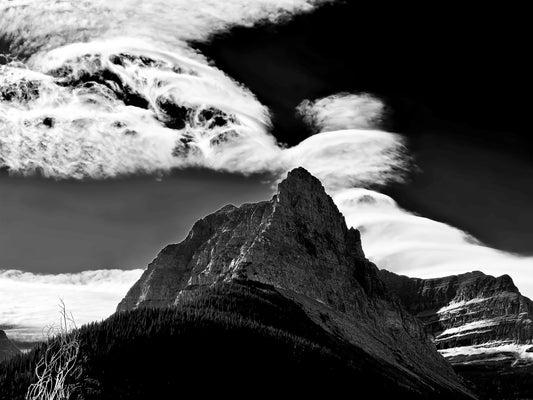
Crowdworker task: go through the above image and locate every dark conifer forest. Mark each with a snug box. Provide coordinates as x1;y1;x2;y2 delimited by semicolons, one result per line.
0;281;462;400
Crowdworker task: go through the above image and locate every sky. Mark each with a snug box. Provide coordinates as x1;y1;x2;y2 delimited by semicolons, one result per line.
0;169;272;273
0;169;272;348
0;0;531;343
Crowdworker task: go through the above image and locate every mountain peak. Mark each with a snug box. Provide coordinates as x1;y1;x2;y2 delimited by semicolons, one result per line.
116;169;472;397
275;167;350;244
118;167;366;312
280;167;322;189
277;167;330;206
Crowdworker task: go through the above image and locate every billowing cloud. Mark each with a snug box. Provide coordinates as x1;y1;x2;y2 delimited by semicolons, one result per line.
0;37;278;178
0;0;329;57
0;269;142;342
0;0;328;179
296;93;385;132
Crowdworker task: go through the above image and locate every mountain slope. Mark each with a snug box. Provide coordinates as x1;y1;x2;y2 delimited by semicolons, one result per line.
118;167;474;399
380;269;533;399
0;330;19;362
379;270;533;357
3;282;446;399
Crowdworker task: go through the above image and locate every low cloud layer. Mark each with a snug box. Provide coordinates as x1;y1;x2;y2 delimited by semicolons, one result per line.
0;269;142;342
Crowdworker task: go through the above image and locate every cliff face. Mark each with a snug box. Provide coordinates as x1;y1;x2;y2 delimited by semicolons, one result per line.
118;168;368;311
380;269;533;398
380;270;533;360
118;168;474;398
0;330;19;362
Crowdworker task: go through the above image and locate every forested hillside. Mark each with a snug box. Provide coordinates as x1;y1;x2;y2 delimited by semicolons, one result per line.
0;281;462;399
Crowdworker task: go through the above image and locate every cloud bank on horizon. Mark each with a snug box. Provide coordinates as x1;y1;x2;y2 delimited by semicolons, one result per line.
0;0;531;341
0;269;142;343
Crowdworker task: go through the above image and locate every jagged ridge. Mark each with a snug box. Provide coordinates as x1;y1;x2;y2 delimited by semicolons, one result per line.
380;269;533;350
380;269;533;399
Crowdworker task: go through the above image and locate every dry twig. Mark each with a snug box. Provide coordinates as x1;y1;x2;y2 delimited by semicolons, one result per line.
25;299;83;400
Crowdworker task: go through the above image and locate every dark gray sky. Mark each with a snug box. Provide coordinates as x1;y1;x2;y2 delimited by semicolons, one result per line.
0;170;274;273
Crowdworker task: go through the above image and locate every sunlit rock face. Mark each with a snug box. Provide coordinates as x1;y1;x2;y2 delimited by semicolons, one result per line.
0;330;19;362
118;168;474;398
118;167;370;312
380;269;533;365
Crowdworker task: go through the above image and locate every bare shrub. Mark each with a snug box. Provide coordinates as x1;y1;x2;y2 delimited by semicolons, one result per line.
25;300;84;400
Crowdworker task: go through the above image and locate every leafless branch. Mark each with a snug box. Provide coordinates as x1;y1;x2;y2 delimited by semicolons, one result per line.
25;299;83;400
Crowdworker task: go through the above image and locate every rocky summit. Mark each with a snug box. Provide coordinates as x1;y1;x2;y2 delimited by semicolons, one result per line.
118;167;474;399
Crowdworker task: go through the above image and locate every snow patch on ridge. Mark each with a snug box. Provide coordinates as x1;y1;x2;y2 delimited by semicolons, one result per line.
440;342;533;362
436;319;499;338
437;297;490;314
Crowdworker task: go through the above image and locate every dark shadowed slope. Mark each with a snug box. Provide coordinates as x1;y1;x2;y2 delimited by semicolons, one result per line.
0;282;468;400
0;330;19;362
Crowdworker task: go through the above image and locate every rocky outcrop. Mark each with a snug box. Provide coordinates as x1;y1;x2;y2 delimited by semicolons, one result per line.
0;330;20;362
380;269;533;361
380;270;533;398
118;167;474;398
